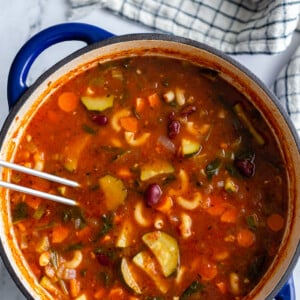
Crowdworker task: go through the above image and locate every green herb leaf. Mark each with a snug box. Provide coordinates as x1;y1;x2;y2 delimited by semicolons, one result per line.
205;158;221;180
82;124;96;135
180;280;204;300
12;202;29;223
246;214;258;231
99;213;113;237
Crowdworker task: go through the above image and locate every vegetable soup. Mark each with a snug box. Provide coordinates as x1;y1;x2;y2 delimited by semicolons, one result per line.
9;56;287;299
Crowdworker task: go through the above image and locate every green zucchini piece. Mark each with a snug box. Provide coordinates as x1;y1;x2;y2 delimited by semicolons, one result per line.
99;175;127;211
132;251;169;294
120;257;142;294
181;138;201;157
142;231;179;277
140;160;174;181
81;94;114;111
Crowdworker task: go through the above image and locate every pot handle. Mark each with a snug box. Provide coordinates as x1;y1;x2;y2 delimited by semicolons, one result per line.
7;22;113;109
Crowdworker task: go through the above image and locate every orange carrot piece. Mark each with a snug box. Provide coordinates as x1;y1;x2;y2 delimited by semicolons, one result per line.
135;97;146;113
116;167;133;179
148;93;161;108
216;281;227;294
207;202;227;216
57;92;79;112
77;226;92;241
52;225;70;243
69;278;80;297
25;196;41;210
155;195;173;214
221;207;238;223
94;288;106;299
237;228;256;247
267;213;285;232
120;117;138;132
108;287;125;300
197;258;218;281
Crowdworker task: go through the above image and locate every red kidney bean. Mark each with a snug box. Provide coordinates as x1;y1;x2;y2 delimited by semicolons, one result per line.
234;158;255;177
168;120;181;139
145;183;162;207
181;105;196;117
96;252;111;266
91;114;108;126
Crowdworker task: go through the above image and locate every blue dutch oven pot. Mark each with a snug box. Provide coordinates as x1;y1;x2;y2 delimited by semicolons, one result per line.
0;23;299;299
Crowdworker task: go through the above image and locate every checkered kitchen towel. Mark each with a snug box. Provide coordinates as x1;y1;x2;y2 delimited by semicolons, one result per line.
69;0;300;135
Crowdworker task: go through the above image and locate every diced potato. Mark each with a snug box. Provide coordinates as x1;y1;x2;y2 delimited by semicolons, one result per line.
99;175;127;211
140;160;174;181
81;95;114;111
142;231;179;277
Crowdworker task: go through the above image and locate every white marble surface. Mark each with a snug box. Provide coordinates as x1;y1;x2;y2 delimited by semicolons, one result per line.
0;0;299;299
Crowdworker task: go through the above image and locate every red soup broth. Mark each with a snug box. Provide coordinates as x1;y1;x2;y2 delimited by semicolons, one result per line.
10;56;287;300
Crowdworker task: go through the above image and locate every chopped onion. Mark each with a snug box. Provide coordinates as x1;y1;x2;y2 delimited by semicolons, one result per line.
157;135;175;153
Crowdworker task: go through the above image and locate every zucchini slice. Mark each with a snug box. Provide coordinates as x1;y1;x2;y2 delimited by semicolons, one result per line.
181;138;201;157
142;231;179;277
120;257;142;294
81;95;114;111
99;175;127;211
133;251;169;294
140;160;174;181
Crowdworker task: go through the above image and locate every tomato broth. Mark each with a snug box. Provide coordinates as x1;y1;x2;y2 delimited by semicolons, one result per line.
9;56;287;299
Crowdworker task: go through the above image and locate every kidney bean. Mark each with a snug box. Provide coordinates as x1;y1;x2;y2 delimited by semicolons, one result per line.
91;114;108;126
234;158;255;177
181;105;197;117
168;120;181;139
145;183;162;207
96;252;111;266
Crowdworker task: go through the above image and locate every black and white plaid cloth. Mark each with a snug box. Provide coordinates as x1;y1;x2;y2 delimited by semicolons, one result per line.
69;0;300;135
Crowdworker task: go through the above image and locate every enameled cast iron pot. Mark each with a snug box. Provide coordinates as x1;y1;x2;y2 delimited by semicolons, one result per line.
0;23;299;300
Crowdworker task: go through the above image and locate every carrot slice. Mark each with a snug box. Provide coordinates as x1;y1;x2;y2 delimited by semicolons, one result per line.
58;92;79;112
155;195;173;214
221;207;238;223
120;117;138;132
237;228;256;247
148;93;161;108
267;213;285;232
197;258;218;281
207;202;227;216
135;97;146;113
216;281;227;294
25;196;41;210
52;225;70;243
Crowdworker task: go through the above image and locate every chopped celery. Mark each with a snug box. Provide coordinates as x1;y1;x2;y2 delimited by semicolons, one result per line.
142;231;179;277
140;160;174;181
233;103;265;145
120;257;142;294
99;175;127;211
81;94;114;111
181;138;201;157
